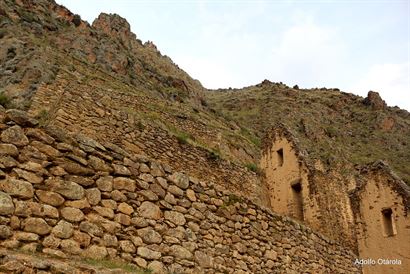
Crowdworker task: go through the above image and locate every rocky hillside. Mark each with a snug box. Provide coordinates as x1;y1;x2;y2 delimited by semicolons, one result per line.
0;0;409;189
206;83;410;185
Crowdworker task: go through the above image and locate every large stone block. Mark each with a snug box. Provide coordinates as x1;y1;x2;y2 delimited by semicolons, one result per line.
138;201;162;220
0;191;14;215
0;177;34;199
46;178;84;200
1;125;29;146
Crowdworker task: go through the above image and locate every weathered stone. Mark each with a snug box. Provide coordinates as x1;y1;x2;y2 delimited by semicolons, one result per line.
42;248;67;258
113;177;136;192
0;177;34;199
138;227;163;244
139;173;154;183
79;221;103;237
61;207;84;222
0;144;18;157
165;210;186;226
111;190;127;201
138;201;162;220
22;217;51;235
13;168;43;184
150;183;166;198
43;235;61;248
168;185;184;197
65;198;90;209
26;128;55;144
0;191;14;215
169;172;190;189
103;234;118;247
113;164;131;176
61;239;82;255
89;156;112;172
15;232;40;241
36;190;65;206
52;220;74;239
156;177;168;189
118;202;134;215
170;245;192;259
115;213;131;225
1;125;29;146
119;240;136;253
94;206;115;219
65;175;94;187
5;109;38;126
164;193;177;205
86;188;101;205
73;231;91;248
264;249;278;260
140;190;159;201
134;257;148;268
60;161;93;176
96;176;113;191
186;189;197;202
43;204;59;218
50;166;67;176
46;178;84;200
31;141;60;158
195;251;213;268
0;156;18;168
131;217;149;228
84;245;108;259
148;261;166;274
0;225;12;239
19;161;47;174
137;246;161;260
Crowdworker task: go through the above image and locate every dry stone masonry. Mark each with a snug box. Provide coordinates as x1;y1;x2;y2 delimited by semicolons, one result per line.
0;109;360;273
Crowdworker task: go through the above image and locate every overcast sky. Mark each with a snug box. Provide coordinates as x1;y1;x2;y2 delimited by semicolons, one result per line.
56;0;410;111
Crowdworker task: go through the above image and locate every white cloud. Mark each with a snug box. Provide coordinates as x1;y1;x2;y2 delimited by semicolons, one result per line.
350;63;410;110
173;55;237;89
268;18;348;87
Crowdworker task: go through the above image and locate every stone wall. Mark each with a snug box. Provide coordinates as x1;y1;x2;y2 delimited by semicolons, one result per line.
0;109;360;273
28;70;268;207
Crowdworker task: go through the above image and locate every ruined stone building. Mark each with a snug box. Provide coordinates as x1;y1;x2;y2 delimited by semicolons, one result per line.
260;126;410;274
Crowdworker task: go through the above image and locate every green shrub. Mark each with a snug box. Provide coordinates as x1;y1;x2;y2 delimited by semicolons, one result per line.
176;132;191;144
0;93;11;108
245;162;259;173
207;149;221;161
36;109;49;126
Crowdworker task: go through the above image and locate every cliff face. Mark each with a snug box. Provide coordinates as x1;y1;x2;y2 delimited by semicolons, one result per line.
0;0;204;109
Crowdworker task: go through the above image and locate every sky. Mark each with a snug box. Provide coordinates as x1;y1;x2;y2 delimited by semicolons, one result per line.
56;0;410;111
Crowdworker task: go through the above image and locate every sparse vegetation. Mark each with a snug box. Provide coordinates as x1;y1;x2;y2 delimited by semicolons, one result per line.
207;149;221;161
0;93;11;108
245;162;260;173
36;109;49;126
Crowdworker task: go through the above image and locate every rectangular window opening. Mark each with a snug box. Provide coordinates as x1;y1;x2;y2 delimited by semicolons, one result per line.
382;208;395;237
291;181;304;221
277;148;284;167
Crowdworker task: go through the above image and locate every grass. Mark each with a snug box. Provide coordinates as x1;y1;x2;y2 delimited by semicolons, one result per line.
0;93;11;108
245;162;260;173
36;109;49;126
